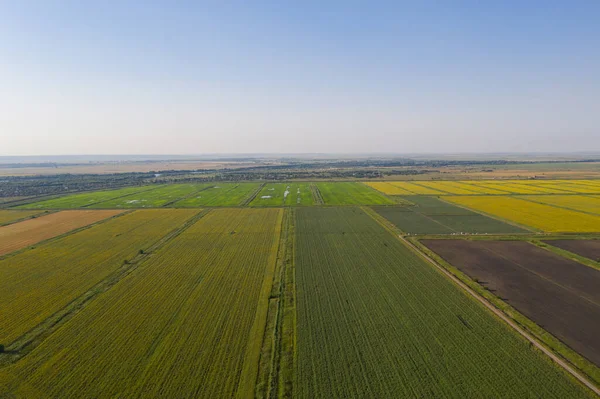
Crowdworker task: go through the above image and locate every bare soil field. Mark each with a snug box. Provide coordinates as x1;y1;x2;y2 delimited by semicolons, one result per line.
421;239;600;367
0;210;123;256
545;240;600;262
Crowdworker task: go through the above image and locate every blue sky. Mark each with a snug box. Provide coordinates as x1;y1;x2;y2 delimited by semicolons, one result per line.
1;1;599;155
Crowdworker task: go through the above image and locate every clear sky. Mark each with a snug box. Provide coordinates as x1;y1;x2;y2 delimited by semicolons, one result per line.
1;1;599;155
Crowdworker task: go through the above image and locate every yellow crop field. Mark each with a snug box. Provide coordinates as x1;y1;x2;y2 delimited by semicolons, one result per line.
417;181;481;195
0;209;199;345
455;182;513;194
520;195;600;216
554;184;600;194
0;210;44;226
446;196;600;232
365;182;413;195
390;182;446;195
0;210;123;256
0;208;282;398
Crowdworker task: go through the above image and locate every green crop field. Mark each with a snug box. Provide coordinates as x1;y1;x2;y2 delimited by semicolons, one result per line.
173;182;260;206
316;182;395;205
90;184;208;208
0;209;199;346
16;186;156;209
373;196;526;234
250;183;315;206
0;208;282;398
294;207;587;397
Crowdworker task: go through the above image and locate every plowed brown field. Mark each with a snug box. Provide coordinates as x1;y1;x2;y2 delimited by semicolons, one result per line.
545;240;600;262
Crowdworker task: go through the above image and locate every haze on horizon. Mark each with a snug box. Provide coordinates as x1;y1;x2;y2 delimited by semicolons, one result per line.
1;1;599;156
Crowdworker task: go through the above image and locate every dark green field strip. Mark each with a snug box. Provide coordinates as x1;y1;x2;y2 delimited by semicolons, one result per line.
400;195;474;215
15;186;157;209
374;196;526;235
89;184;209;208
433;214;527;234
294;207;589;398
173;183;261;207
372;206;454;234
316;182;395;205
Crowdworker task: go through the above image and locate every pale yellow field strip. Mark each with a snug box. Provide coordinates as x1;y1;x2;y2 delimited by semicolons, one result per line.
457;182;514;194
389;182;447;195
446;196;600;232
424;181;483;195
556;184;600;194
410;181;472;195
518;184;580;194
490;183;552;194
364;182;413;195
0;210;124;256
520;195;600;215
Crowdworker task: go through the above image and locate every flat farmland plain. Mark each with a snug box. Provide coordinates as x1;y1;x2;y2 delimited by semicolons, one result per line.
173;182;260;206
544;239;600;262
0;208;282;398
17;186;156;209
0;210;45;226
421;239;600;367
316;182;395;205
249;183;315;206
0;210;123;256
90;183;208;208
446;196;600;232
0;209;199;346
294;207;588;398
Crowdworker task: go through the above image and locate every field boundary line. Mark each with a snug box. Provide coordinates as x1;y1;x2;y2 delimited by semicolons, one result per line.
310;183;324;205
253;208;290;398
0;210;56;227
407;181;453;195
0;210;132;262
472;241;600;308
399;236;600;396
241;183;265;206
236;209;284;397
516;196;600;217
0;209;210;367
162;184;212;207
531;239;600;272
